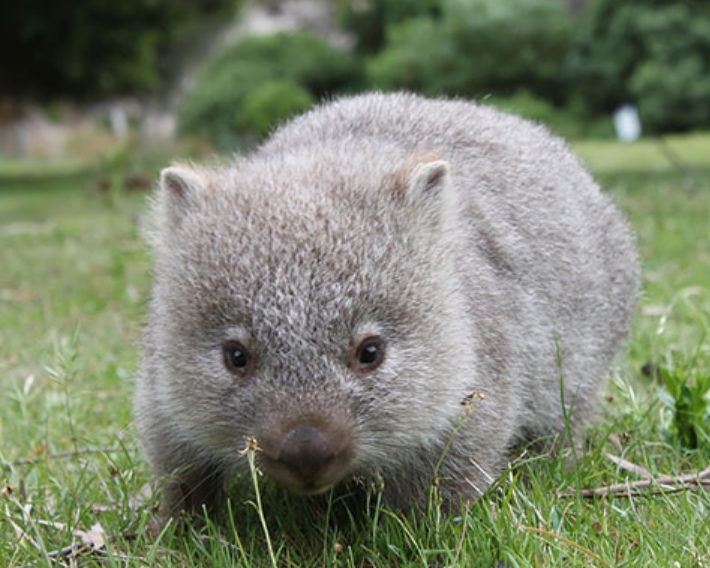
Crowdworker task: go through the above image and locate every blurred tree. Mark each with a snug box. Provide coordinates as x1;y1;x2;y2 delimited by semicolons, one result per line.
0;0;242;100
179;32;362;149
234;81;315;138
333;0;442;54
569;0;710;132
367;0;573;104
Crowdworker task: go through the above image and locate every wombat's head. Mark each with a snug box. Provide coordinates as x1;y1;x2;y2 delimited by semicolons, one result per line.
144;150;477;495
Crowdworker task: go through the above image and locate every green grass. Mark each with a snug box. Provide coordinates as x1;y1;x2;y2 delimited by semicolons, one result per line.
1;135;709;567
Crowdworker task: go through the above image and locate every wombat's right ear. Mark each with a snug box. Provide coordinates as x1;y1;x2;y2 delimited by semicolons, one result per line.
159;166;205;224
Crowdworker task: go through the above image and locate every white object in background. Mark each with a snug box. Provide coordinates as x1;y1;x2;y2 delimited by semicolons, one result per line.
613;104;642;142
108;105;129;140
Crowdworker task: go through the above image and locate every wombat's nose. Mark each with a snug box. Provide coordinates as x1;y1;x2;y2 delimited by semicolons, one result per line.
278;425;335;481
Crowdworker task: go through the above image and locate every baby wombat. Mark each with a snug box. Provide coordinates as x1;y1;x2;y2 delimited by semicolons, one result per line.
135;92;639;518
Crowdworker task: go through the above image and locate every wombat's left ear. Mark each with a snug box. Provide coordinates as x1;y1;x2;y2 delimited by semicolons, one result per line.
406;159;450;203
403;159;452;227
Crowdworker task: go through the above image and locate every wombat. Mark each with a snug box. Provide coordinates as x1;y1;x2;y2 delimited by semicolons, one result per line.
135;92;639;519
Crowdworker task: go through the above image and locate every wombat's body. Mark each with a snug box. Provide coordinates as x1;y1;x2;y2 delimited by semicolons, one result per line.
135;93;638;517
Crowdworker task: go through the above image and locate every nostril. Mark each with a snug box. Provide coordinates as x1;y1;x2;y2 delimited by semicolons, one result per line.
278;425;335;481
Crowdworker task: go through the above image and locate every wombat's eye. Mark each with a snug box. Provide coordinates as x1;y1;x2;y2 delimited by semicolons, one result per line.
223;340;251;376
351;336;386;373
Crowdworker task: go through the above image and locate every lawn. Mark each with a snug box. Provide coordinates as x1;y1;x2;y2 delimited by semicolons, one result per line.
1;135;709;566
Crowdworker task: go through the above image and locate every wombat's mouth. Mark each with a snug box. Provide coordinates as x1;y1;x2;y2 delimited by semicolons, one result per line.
258;450;352;495
255;421;354;494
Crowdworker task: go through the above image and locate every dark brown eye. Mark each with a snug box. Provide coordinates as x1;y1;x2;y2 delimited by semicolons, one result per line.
223;340;251;376
351;335;386;373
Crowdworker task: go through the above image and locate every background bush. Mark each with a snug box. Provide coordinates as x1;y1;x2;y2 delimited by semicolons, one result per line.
332;0;442;54
4;0;708;137
367;0;573;105
569;0;710;133
485;92;614;140
234;81;314;139
0;0;243;100
179;31;362;148
361;0;710;135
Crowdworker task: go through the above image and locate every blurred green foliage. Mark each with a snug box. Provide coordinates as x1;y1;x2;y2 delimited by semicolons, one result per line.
333;0;442;54
361;0;710;136
7;0;707;139
0;0;243;99
486;92;614;140
658;364;710;450
367;0;573;105
235;81;315;139
178;32;362;149
569;0;710;133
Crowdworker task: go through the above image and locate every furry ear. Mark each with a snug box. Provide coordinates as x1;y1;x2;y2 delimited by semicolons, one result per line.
144;166;208;249
401;159;453;230
406;160;450;203
161;166;205;206
159;166;207;226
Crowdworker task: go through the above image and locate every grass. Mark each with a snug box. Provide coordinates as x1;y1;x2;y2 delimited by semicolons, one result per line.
1;134;709;566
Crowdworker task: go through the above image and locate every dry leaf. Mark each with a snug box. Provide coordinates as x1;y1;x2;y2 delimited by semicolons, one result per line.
79;523;106;550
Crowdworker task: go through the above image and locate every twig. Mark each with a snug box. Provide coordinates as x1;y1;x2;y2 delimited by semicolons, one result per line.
7;516;44;553
199;534;243;555
9;516;84;568
45;543;87;561
17;543;95;568
13;446;137;466
519;525;609;566
14;526;142;568
562;464;710;499
605;453;652;479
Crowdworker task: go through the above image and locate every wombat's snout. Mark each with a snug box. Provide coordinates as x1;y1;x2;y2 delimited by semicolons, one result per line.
258;419;354;495
278;424;335;481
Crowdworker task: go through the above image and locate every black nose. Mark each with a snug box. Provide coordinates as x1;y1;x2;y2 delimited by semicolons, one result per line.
278;425;335;481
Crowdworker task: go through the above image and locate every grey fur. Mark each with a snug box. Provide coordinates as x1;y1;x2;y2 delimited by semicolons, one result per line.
135;92;639;517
